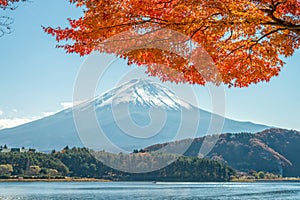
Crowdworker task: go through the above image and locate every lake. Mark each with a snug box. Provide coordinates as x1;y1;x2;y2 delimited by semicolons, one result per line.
0;181;300;199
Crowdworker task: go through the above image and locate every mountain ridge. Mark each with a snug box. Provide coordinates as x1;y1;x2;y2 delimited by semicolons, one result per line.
0;79;270;151
145;128;300;176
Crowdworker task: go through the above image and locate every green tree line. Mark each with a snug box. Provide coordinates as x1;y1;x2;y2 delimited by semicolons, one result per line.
0;147;235;181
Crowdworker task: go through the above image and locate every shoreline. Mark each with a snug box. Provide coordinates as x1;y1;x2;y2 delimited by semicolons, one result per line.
0;178;111;182
1;178;300;183
231;178;300;182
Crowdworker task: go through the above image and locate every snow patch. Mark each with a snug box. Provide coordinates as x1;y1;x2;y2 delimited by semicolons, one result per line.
91;79;193;110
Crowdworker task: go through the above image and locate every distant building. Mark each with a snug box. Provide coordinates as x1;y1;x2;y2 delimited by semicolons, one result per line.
10;148;21;152
0;148;11;153
0;146;36;153
28;148;36;153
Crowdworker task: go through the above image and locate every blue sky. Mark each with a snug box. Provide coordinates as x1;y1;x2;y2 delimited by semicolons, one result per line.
0;0;299;130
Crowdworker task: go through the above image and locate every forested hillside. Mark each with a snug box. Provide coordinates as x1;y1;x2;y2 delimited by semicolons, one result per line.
0;147;235;181
146;129;300;177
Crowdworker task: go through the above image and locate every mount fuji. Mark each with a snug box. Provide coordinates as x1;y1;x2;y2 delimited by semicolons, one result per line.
0;79;270;152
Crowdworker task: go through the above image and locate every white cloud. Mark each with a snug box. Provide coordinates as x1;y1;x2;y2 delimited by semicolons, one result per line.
0;101;84;130
0;117;38;130
0;111;56;130
60;101;83;110
60;102;74;109
42;112;55;117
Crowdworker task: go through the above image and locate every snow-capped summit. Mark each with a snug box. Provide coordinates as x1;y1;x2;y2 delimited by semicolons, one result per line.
0;79;270;152
94;79;192;110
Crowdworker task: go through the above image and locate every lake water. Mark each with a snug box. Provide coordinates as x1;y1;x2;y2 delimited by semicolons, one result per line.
0;181;300;199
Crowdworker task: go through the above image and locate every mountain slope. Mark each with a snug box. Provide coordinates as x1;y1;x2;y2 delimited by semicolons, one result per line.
145;128;300;177
0;79;269;152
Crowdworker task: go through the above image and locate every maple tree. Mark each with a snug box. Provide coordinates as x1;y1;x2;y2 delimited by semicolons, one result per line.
44;0;299;87
0;0;27;37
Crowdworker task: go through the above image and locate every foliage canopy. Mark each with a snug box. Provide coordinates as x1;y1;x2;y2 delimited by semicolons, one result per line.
45;0;299;87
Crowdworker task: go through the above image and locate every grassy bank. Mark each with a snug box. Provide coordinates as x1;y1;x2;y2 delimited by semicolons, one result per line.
231;177;300;182
0;177;111;182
